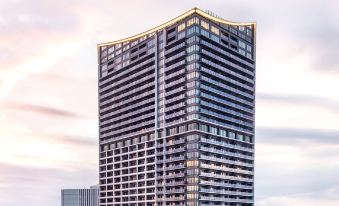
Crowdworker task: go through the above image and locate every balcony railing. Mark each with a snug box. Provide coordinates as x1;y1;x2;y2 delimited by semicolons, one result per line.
200;146;254;161
200;138;253;152
200;154;253;168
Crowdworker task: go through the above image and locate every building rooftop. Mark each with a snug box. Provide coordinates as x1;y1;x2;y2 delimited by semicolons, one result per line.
97;7;256;47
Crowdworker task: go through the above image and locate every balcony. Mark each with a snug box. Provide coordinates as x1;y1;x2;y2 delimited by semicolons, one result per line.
200;171;253;182
100;57;155;87
158;155;185;163
200;154;253;168
200;146;253;161
200;180;253;190
200;195;253;203
164;60;186;73
165;51;186;65
200;188;253;196
200;138;253;153
164;42;186;56
200;163;253;175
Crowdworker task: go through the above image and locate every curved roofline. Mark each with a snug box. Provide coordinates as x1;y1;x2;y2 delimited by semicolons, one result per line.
97;7;256;47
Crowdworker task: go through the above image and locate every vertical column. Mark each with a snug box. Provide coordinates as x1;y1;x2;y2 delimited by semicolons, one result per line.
160;29;166;206
154;32;159;206
154;29;167;206
186;136;199;206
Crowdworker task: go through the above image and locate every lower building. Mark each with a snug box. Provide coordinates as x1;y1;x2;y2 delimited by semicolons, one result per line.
61;186;99;206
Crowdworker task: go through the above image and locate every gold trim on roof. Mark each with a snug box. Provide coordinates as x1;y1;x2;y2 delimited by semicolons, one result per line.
97;8;256;47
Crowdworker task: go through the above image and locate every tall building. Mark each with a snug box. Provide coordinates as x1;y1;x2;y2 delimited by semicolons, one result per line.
61;186;99;206
97;8;255;206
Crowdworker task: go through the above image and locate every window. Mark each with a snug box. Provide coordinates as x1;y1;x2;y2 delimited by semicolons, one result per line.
187;45;199;53
115;49;122;55
187;123;198;131
131;40;138;46
115;43;122;49
211;26;220;35
239;40;246;49
219;129;227;137
147;39;155;47
158;33;163;41
246;45;252;52
115;57;122;64
210;126;218;135
107;53;114;60
187;17;199;27
221;31;229;39
148;47;155;54
101;64;107;72
187;106;199;113
187;97;200;104
187;113;200;120
187;71;199;80
239;26;245;31
110;143;116;149
187;89;200;96
178;31;185;39
108;46;115;53
187;62;199;71
246;28;252;36
186;54;199;62
123;45;130;51
122;52;129;60
228;131;235;139
159;42;164;49
187;143;198;150
168;127;177;135
187;152;199;159
187;177;198;183
187;26;199;35
200;29;209;37
187;134;200;141
122;60;129;67
211;34;219;42
245;135;251;143
200;124;208;132
187;193;198;200
201;20;209;30
237;134;244;141
178;125;186;133
187;81;199;88
187;35;199;44
187;160;199;167
239;49;246;56
230;27;238;34
178;23;186;32
132;137;139;144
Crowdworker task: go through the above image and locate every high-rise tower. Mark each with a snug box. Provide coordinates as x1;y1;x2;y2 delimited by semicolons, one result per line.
97;8;256;206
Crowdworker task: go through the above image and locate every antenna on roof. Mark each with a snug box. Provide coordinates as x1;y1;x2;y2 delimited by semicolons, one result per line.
205;9;223;20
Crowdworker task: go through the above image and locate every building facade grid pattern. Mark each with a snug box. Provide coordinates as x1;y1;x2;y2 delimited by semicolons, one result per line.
61;188;99;206
98;8;256;206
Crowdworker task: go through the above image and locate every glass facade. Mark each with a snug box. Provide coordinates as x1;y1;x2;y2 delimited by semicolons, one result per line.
98;8;255;206
61;188;99;206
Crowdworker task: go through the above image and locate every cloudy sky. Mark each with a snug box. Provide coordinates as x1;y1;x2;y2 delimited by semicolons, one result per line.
1;0;339;205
